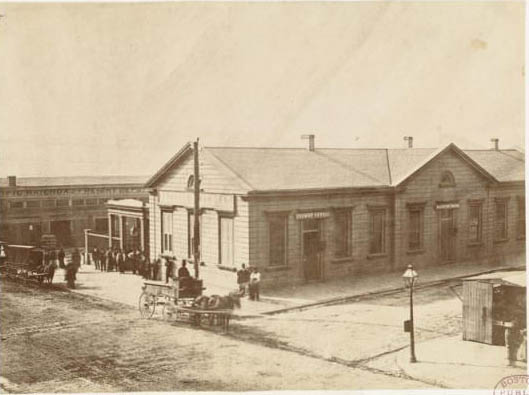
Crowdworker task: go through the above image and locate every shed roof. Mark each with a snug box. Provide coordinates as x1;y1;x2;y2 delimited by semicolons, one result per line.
464;271;527;288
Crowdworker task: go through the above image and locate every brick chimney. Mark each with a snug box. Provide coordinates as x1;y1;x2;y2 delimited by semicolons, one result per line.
8;176;16;187
301;134;315;151
403;136;413;148
490;138;499;150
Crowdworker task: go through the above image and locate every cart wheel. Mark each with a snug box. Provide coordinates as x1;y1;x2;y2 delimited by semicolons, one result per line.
138;292;156;319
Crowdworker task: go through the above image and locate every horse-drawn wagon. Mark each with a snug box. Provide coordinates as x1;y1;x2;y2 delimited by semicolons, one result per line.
0;244;54;285
138;277;205;319
138;278;242;331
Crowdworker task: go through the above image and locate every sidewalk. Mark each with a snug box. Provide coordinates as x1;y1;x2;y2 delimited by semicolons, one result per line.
56;256;524;318
395;335;527;389
57;265;279;317
260;256;526;313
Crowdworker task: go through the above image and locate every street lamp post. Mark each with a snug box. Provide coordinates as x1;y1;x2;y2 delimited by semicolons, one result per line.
402;264;418;363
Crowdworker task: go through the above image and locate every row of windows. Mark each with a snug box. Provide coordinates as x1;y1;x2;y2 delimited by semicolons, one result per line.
4;198;106;209
159;198;525;268
161;210;236;267
269;198;526;267
408;199;525;250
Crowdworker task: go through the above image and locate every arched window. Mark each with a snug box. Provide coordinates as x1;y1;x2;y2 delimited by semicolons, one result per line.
187;175;194;189
439;171;456;188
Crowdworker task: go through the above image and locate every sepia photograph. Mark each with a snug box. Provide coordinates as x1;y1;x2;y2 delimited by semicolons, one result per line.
0;1;526;393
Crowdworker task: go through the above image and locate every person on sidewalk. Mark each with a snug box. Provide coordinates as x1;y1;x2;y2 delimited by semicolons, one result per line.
65;261;76;289
518;328;527;363
237;264;250;296
165;257;174;284
505;318;522;366
249;267;261;301
58;248;65;269
93;247;100;271
153;256;161;281
100;249;107;272
71;249;81;280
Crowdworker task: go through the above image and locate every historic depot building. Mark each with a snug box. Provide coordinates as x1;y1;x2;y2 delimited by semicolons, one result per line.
145;140;525;287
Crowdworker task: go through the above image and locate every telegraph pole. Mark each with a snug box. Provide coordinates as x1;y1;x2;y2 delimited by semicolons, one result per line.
193;138;201;279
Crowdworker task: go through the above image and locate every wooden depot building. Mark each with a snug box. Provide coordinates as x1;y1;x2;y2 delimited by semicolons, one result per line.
145;138;525;288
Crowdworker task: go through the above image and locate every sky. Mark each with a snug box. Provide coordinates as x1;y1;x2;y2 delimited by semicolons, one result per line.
0;2;525;178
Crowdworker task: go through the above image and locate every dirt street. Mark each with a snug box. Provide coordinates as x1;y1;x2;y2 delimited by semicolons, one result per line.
0;280;433;392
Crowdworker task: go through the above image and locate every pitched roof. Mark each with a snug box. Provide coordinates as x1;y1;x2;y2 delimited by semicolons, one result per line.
0;175;149;188
464;150;525;182
148;142;524;192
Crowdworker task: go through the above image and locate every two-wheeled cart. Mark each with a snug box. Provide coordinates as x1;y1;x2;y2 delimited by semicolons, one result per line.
138;277;204;319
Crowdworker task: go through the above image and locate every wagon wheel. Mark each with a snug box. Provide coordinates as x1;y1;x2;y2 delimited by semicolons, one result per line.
138;292;156;319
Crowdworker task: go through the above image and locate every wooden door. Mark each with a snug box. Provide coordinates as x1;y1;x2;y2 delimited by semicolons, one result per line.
439;209;456;263
303;220;322;281
463;281;493;344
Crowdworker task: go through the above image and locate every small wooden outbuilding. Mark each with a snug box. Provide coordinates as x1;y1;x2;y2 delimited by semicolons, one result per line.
462;271;526;345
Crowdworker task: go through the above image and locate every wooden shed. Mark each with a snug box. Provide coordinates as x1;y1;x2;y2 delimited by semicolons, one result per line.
462;271;526;345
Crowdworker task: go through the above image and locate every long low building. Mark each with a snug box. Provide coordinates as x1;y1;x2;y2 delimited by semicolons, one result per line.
0;175;148;247
145;141;525;288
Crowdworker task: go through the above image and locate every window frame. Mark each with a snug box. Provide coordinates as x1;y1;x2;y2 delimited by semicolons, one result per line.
334;208;353;258
368;206;387;256
467;199;483;245
161;209;174;253
439;171;456;188
494;198;509;242
267;212;289;267
407;203;426;252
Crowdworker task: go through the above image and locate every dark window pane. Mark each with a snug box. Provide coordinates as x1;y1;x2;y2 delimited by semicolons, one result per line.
408;209;422;250
335;211;352;257
370;210;385;254
269;215;287;266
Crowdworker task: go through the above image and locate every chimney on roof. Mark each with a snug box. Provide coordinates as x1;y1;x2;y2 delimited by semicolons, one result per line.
301;134;315;151
490;138;499;150
8;176;16;187
403;136;413;148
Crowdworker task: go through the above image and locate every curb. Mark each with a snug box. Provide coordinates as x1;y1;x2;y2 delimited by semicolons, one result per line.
260;264;525;316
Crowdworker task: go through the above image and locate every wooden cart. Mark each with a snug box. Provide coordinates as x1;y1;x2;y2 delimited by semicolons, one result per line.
138;278;204;319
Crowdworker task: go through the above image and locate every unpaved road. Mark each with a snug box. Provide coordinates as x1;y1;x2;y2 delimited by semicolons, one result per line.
0;280;433;392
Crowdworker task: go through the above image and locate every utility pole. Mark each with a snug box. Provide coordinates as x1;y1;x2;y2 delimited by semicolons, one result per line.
193;138;201;279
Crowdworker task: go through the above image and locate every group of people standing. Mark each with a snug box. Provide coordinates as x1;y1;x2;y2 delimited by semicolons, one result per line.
91;247;152;277
236;264;261;301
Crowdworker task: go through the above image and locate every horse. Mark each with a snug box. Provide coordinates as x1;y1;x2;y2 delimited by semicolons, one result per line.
191;291;242;327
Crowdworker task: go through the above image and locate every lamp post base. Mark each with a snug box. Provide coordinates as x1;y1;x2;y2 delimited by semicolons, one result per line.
410;355;417;363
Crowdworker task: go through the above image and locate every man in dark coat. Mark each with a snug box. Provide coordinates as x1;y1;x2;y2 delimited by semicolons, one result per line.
58;248;66;269
178;260;191;278
71;249;81;280
165;257;174;284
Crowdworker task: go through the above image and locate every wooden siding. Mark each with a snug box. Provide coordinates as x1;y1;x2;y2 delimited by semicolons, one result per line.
156;150;248;194
462;281;493;343
150;152;250;271
394;149;525;271
248;193;394;287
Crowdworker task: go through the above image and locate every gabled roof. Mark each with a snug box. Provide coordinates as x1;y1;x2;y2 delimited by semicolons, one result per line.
145;142;192;188
389;143;499;186
146;142;525;192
